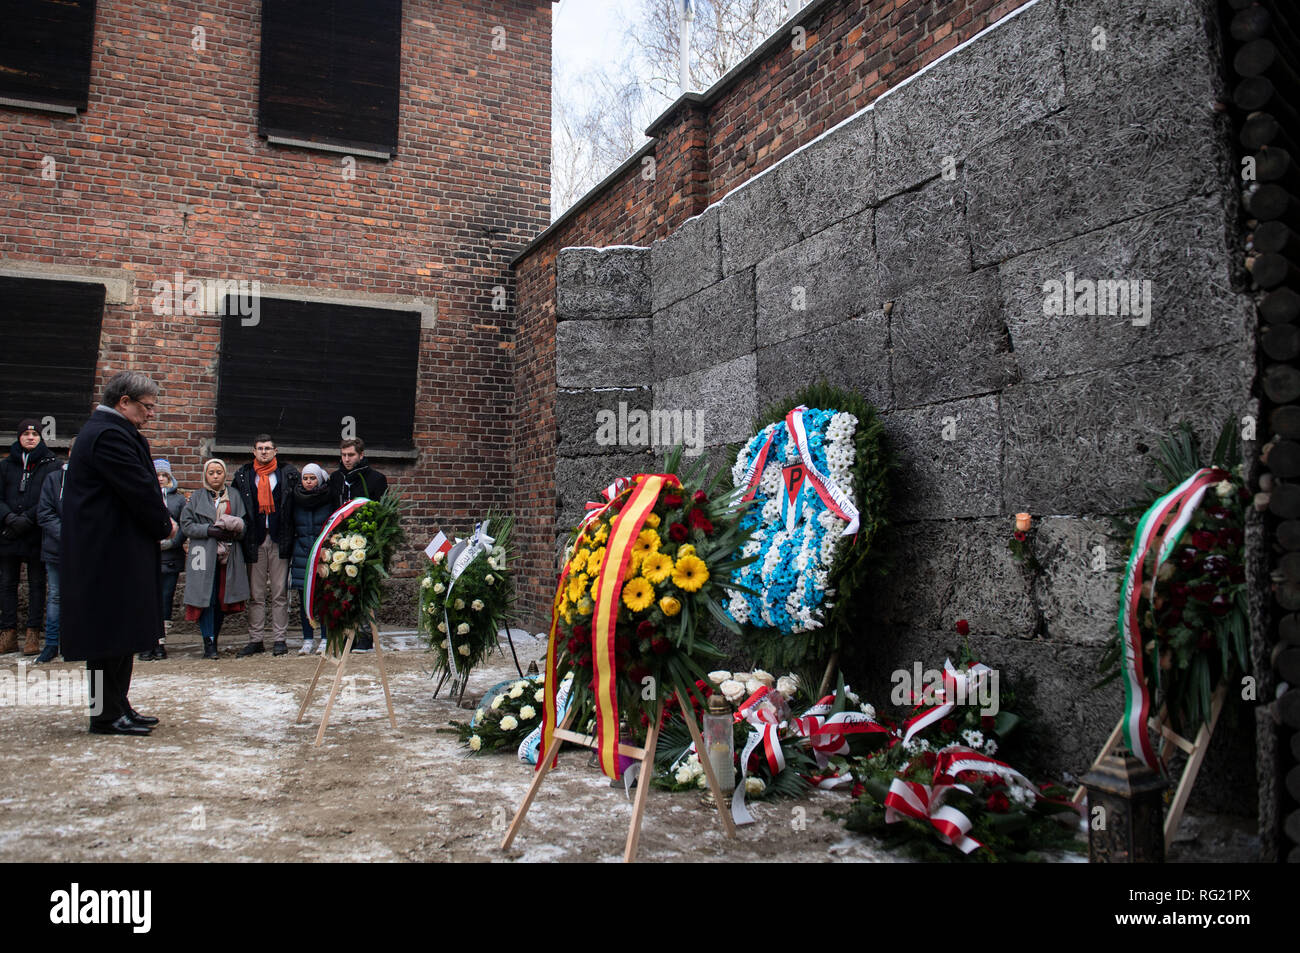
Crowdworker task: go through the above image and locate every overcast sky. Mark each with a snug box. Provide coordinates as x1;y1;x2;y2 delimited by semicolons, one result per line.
553;0;638;75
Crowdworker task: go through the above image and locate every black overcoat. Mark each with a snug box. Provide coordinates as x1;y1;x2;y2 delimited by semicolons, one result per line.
60;409;172;661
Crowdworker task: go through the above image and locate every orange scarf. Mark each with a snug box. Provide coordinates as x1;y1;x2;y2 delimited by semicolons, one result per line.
253;457;277;513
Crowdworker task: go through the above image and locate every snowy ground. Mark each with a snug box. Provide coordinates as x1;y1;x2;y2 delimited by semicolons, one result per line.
0;628;935;863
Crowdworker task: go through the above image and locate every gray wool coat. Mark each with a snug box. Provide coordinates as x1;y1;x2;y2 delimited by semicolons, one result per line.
180;487;252;608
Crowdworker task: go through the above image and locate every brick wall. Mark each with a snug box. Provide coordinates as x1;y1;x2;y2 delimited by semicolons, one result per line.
1;0;552;579
513;0;1034;629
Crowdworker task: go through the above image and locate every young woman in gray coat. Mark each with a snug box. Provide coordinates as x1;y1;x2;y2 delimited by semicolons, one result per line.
181;459;250;659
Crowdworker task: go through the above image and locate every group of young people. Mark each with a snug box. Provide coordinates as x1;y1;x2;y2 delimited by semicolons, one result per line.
0;423;388;663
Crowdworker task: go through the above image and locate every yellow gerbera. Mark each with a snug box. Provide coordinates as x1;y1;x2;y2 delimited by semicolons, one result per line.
622;577;655;613
631;529;660;558
672;554;709;592
659;595;682;617
588;546;607;573
567;572;589;603
641;551;673;584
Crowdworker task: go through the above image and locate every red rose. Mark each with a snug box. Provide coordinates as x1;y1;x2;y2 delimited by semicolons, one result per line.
636;620;656;640
639;713;650;727
663;494;683;508
693;490;708;504
577;653;592;668
572;623;590;640
851;782;866;800
688;509;714;534
651;637;671;655
981;715;995;731
1191;529;1217;551
566;637;580;654
1013;531;1026;542
955;619;970;636
669;522;688;542
939;718;957;734
1191;583;1216;603
628;665;649;683
986;792;1010;813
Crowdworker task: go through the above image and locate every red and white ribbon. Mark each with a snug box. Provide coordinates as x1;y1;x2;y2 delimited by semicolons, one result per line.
884;778;982;854
900;660;993;747
785;406;859;535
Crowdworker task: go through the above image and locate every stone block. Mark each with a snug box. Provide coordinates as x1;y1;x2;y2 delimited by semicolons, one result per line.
999;197;1251;384
556;387;651;457
754;209;876;349
653;353;757;450
891;268;1018;407
651;207;723;311
556;246;650;320
882;395;1002;520
555;318;651;387
773;108;876;239
555;451;654;533
1001;343;1253;514
653;270;756;380
719;169;799;278
875;178;971;299
1060;0;1221;105
873;0;1065;198
755;313;891;413
1030;517;1122;645
871;519;1037;635
965;60;1224;267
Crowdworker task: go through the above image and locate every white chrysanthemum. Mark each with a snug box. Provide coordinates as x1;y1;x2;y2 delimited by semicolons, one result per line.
962;729;984;748
983;739;998;756
759;464;782;497
491;694;505;709
469;735;482;751
534;688;545;703
519;705;536;720
1009;783;1034;806
499;715;518;731
761;498;781;523
508;685;524;699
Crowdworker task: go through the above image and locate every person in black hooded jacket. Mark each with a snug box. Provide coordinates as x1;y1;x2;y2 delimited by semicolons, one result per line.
289;463;335;654
328;438;387;651
0;420;61;655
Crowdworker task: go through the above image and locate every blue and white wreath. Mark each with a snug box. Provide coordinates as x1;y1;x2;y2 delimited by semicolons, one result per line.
725;408;859;633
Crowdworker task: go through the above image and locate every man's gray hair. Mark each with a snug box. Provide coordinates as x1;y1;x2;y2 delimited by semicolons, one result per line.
102;371;159;408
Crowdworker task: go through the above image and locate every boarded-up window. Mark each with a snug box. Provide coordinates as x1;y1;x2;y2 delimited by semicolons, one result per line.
215;297;419;451
0;0;98;114
0;276;105;434
258;0;402;157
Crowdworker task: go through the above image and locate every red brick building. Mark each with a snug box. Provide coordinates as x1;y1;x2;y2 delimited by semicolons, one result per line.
1;0;553;576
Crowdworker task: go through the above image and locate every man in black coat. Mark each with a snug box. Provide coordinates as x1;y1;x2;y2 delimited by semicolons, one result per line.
231;435;298;657
0;419;60;655
61;372;174;736
329;437;387;650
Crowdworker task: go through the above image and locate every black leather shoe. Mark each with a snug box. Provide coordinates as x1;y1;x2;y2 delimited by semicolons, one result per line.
89;716;152;736
353;634;374;651
236;641;265;658
137;648;158;661
272;640;287;656
202;638;218;659
126;708;159;727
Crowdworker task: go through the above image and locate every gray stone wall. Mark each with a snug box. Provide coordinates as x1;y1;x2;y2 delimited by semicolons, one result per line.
552;0;1258;800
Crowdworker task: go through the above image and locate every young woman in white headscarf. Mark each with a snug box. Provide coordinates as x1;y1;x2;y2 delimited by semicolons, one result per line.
180;458;250;659
288;463;335;654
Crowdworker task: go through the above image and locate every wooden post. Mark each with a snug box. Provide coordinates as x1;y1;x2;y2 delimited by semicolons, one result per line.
314;630;356;747
623;701;662;863
297;650;331;724
501;705;575;850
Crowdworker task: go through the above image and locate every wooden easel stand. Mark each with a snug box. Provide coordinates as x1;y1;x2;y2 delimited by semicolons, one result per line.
296;612;398;746
501;700;736;862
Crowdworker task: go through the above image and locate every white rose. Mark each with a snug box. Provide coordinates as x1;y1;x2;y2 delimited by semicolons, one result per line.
491;694;505;709
499;715;518;731
745;777;765;796
1215;479;1233;498
519;705;536;720
433;582;445;594
349;549;365;563
454;598;465;610
744;679;762;696
776;675;800;696
439;639;449;648
316;564;329;578
732;672;753;684
720;679;745;703
437;622;447;633
456;622;470;635
751;670;774;688
707;671;732;685
675;767;692;784
421;577;432;589
457;644;470;657
485;574;495;586
350;535;365;549
469;735;482;751
696;773;708;789
508;685;525;699
534;688;545;703
344;564;358;578
433;550;445;564
471;599;484;611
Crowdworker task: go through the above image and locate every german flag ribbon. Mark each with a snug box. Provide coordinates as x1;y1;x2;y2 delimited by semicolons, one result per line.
1117;467;1227;770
